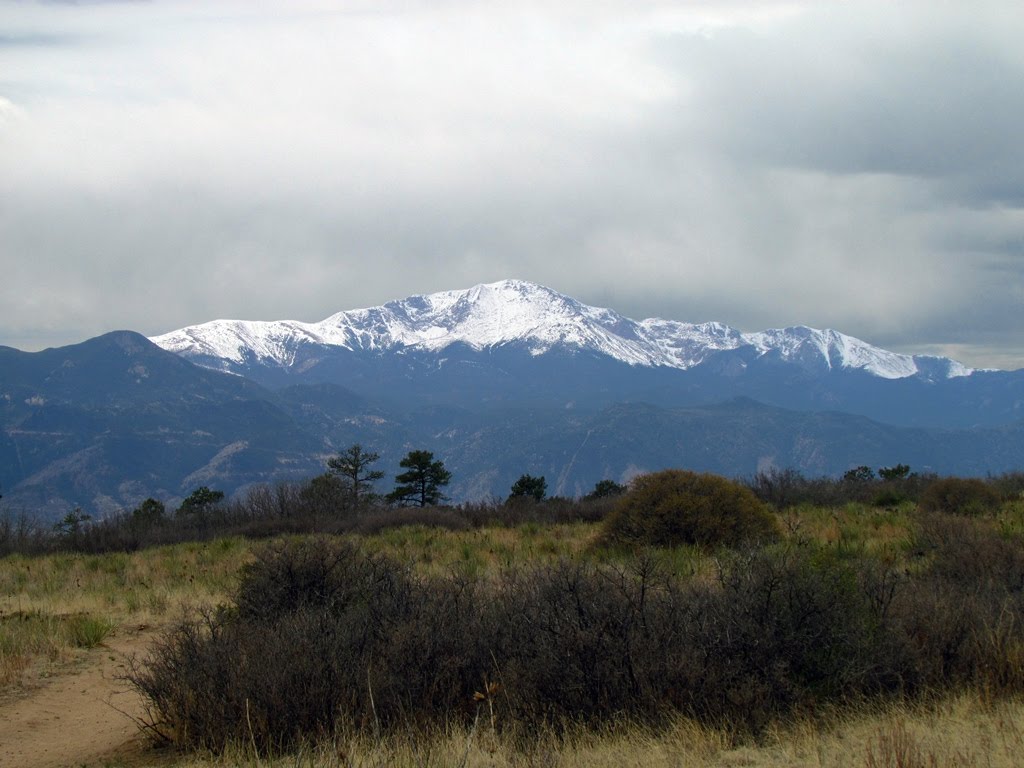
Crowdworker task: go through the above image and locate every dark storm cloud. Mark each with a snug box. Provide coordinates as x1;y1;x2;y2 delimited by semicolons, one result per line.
672;6;1024;198
626;3;1024;365
0;1;1022;370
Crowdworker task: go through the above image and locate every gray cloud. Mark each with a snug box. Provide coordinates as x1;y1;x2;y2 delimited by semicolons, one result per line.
676;7;1024;185
0;1;1022;370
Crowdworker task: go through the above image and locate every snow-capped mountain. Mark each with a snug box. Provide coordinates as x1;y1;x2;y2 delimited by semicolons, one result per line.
3;289;1023;516
151;279;972;381
145;279;1024;430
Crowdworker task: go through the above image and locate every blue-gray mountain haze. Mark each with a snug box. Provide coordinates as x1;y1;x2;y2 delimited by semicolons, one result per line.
2;281;1022;518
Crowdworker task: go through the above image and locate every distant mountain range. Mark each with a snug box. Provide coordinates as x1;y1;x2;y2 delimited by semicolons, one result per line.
153;279;1020;428
2;280;1022;519
154;279;971;380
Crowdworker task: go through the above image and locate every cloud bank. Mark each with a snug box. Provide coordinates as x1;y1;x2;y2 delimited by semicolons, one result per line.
1;1;1022;369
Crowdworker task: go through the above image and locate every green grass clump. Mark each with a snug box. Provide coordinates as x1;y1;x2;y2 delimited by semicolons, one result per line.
63;613;115;649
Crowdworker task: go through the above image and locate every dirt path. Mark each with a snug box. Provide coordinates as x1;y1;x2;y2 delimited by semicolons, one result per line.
0;624;161;768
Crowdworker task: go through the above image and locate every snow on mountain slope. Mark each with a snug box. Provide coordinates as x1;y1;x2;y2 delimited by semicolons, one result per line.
317;280;660;365
150;279;974;380
745;327;920;379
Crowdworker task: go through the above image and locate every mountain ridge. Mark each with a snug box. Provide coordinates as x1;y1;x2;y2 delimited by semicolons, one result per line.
150;279;977;382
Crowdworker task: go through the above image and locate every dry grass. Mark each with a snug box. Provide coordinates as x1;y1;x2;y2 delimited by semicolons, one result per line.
778;503;917;554
0;610;66;688
357;521;601;577
127;693;1024;768
0;507;927;615
0;537;253;620
0;537;254;690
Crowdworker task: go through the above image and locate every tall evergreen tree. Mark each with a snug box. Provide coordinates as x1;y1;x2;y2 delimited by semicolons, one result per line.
131;498;166;530
387;450;451;507
327;444;384;507
509;474;547;502
586;479;626;499
177;486;224;516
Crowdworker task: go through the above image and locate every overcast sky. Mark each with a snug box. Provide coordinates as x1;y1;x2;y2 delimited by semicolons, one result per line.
1;1;1023;370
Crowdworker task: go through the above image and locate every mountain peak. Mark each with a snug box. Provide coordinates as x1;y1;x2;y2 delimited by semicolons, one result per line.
300;279;654;362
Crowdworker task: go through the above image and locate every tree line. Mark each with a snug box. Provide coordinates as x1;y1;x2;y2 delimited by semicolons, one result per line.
0;441;633;555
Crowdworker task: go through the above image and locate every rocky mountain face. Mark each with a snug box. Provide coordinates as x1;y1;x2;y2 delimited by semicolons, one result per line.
2;282;1023;519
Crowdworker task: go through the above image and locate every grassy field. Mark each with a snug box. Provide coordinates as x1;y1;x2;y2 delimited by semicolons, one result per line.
0;505;914;691
3;501;1024;766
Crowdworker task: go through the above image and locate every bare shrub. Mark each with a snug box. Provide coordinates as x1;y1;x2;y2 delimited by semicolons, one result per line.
128;538;485;750
894;513;1024;695
129;538;929;751
915;513;1024;593
988;472;1024;501
457;496;612;528
490;556;680;727
234;537;400;621
0;510;51;556
919;478;1001;516
666;547;913;731
747;467;808;510
746;469;938;510
129;607;361;750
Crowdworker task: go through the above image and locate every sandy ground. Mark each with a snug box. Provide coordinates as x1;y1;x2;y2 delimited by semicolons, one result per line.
0;625;163;768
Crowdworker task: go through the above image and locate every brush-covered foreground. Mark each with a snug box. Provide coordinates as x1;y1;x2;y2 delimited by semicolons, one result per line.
0;522;607;693
3;499;1024;766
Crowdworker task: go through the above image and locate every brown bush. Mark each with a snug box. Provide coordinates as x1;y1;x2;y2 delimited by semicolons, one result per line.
127;521;1024;753
667;547;914;730
457;496;612;527
603;470;780;548
914;512;1024;593
234;537;402;622
988;472;1024;501
891;513;1024;694
131;539;909;749
919;478;1001;516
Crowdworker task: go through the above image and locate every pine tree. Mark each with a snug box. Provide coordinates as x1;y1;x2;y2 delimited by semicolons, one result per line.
177;486;224;515
509;474;547;502
586;479;627;499
326;444;384;507
387;450;451;507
